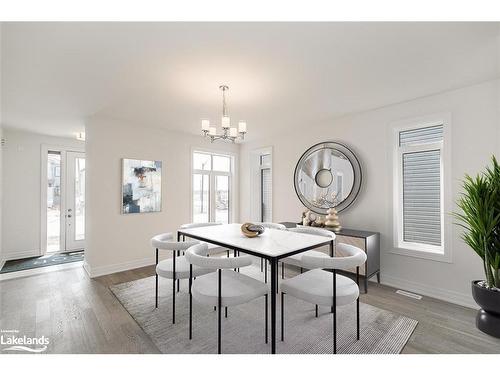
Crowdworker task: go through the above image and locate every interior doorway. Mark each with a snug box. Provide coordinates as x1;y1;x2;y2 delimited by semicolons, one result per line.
43;148;85;254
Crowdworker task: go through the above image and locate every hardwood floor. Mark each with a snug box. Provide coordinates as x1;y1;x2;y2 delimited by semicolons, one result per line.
1;262;499;354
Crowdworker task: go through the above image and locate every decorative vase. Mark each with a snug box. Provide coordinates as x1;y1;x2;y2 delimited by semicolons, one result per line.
471;280;500;338
325;207;341;232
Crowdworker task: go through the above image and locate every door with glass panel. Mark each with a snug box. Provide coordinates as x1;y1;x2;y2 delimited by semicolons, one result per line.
65;151;85;251
45;150;85;253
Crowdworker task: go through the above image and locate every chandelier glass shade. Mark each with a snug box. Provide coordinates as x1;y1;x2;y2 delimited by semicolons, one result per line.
201;85;247;142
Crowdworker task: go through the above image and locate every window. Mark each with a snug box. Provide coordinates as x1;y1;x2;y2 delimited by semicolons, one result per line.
393;119;449;260
192;151;233;224
260;154;272;222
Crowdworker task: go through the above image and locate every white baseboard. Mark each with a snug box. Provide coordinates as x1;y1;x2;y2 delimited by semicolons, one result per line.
84;257;155;278
2;249;40;261
381;274;478;309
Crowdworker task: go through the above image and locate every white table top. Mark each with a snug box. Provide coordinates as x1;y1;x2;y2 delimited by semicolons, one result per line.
179;223;333;258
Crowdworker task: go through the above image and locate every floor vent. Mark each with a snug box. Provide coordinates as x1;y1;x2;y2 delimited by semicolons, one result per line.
396;289;422;300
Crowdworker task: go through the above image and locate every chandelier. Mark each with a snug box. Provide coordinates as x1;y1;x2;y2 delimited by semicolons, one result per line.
201;85;247;143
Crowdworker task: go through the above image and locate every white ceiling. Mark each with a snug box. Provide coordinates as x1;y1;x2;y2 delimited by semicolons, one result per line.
1;22;499;140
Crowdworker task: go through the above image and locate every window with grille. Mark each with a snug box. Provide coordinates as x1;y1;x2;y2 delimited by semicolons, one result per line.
192;151;232;224
396;124;444;253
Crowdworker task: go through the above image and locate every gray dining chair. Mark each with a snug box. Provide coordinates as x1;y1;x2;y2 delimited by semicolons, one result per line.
280;243;367;353
185;243;269;354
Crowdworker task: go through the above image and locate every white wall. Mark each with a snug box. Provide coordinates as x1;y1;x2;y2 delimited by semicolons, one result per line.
1;128;84;260
84;116;239;277
240;79;500;308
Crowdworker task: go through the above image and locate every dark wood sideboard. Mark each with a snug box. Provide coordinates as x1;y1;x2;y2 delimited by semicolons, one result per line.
280;222;380;293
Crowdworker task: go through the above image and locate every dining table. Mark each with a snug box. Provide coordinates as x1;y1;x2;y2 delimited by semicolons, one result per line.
177;223;334;354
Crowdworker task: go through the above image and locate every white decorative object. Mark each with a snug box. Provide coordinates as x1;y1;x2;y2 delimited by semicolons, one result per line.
325;207;341;232
201;85;247;143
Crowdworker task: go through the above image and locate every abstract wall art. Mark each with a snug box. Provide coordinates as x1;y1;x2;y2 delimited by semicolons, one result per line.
122;159;162;214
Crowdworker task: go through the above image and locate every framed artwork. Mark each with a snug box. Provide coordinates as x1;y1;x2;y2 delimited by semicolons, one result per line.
122;158;162;214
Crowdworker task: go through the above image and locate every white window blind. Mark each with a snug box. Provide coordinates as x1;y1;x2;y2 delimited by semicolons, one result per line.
261;168;272;222
398;125;443;249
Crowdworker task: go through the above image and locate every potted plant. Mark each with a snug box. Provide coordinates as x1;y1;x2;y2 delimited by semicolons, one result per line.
455;156;500;338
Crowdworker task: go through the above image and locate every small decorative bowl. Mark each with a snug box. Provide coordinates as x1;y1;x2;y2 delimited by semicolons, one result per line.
241;223;265;238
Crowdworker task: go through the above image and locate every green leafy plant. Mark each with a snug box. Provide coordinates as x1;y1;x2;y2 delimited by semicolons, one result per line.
454;156;500;289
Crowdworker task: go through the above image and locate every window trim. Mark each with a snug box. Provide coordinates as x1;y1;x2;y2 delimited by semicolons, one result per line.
190;149;235;224
391;113;452;263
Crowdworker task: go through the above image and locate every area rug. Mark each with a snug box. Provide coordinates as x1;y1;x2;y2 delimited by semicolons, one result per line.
0;251;84;274
110;267;418;354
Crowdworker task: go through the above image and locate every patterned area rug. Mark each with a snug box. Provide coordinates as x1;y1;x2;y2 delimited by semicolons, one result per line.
110;266;418;354
0;251;84;274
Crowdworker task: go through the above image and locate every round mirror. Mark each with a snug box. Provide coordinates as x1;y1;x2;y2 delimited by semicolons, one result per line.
294;141;362;214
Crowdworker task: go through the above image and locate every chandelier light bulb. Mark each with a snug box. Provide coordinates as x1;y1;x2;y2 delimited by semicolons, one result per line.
221;116;230;129
238;121;247;133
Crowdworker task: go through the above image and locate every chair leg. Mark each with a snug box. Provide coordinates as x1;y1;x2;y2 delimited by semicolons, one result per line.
276;269;279;294
260;258;263;272
177;279;180;293
155;274;159;308
280;292;285;341
189;265;193;340
356;266;360;340
264;261;267;283
155;248;159;308
225;306;228;318
217;269;222;354
333;269;337;354
356;299;360;340
227;250;230;258
281;262;285;279
265;294;268;344
172;252;176;324
315;304;318;318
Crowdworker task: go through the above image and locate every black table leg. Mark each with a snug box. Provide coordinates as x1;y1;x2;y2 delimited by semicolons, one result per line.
270;258;277;354
330;240;334;313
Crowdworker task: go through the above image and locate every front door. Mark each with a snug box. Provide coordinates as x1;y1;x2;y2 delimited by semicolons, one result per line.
65;151;86;251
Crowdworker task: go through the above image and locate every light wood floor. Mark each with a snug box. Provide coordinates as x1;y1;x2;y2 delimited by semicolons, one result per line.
1;262;500;354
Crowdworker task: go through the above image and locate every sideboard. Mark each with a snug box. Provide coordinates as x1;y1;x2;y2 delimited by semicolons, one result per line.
280;222;380;293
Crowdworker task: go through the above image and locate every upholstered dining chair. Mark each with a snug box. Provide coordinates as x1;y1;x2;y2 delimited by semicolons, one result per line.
152;233;213;324
280;243;367;353
185;243;269;354
281;226;336;278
